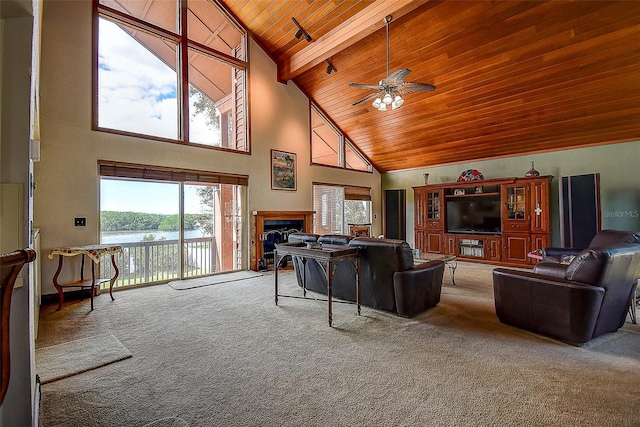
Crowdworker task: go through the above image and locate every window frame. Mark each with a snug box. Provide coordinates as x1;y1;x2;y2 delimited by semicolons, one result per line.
310;103;373;173
93;0;250;154
312;182;372;235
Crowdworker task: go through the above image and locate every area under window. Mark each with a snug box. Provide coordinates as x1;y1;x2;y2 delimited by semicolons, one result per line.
96;0;248;151
310;104;372;172
313;183;371;235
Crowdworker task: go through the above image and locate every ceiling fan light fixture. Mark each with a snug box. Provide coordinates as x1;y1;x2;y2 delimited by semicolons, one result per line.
349;15;436;112
392;94;404;109
294;29;304;39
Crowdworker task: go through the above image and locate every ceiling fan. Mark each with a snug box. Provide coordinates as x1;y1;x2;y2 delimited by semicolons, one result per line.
349;15;436;111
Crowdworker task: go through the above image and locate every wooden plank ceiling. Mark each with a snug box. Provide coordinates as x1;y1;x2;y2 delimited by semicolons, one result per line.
222;0;640;173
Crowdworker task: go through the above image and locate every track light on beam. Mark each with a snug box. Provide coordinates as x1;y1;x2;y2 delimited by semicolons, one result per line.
291;17;312;42
325;60;337;75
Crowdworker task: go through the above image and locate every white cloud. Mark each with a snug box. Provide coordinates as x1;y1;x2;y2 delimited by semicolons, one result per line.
98;19;178;139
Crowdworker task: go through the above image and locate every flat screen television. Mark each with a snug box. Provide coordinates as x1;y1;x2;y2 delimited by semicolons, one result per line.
446;196;502;234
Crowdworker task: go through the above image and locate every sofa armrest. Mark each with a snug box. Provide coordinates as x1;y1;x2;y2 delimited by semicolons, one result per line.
493;268;605;345
393;261;445;318
541;247;582;263
532;262;568;278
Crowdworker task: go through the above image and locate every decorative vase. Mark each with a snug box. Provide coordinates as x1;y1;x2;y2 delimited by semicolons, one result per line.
525;161;540;177
423;173;429;184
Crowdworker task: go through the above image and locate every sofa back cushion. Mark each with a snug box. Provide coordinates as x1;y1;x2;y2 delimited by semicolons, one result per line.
589;229;640;247
348;237;414;272
565;243;640;337
287;233;319;243
345;237;414;312
318;234;353;246
564;248;607;285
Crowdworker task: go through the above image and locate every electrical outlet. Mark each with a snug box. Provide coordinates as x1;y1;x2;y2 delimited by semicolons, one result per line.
74;217;86;227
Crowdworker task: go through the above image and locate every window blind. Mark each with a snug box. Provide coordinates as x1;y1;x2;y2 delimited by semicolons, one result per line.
313;184;344;235
344;185;371;201
98;160;248;186
313;183;371;234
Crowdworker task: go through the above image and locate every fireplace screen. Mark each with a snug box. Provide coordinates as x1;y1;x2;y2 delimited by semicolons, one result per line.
260;220;304;269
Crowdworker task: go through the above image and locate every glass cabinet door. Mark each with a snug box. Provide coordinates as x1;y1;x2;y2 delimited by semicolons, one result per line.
426;191;441;220
425;190;443;229
502;183;531;231
505;185;527;220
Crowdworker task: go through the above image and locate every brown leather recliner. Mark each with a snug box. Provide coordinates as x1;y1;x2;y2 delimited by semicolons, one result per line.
493;243;640;346
540;229;640;263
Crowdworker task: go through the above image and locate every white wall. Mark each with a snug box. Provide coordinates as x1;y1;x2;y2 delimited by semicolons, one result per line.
0;0;38;425
383;141;640;247
34;0;380;296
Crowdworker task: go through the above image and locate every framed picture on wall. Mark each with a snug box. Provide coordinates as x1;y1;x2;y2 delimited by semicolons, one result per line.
271;149;297;191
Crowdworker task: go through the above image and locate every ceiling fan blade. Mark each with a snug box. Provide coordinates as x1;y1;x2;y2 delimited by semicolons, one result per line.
382;68;411;86
352;92;380;106
400;82;437;94
349;82;383;90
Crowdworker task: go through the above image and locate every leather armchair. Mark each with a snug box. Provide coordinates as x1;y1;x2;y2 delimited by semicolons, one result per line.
493;243;640;345
540;229;640;263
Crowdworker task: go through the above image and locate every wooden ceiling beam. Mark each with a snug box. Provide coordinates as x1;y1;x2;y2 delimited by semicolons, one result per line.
277;0;428;83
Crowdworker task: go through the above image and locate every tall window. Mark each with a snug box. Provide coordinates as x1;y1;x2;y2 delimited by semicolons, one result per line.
96;0;248;151
313;184;371;235
99;162;247;287
311;105;372;172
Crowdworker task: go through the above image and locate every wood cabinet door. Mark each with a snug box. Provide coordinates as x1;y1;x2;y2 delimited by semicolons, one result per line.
502;183;531;232
415;229;426;254
502;233;530;264
529;234;550;265
414;187;427;229
426;231;443;254
530;179;550;233
487;237;502;262
444;234;456;255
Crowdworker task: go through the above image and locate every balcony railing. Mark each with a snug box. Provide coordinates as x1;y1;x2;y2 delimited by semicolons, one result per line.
99;237;218;289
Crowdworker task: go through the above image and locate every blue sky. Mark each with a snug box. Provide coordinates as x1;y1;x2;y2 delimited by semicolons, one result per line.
100;179;204;215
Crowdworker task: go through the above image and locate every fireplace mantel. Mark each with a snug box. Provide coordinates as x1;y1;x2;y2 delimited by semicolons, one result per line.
251;211;314;271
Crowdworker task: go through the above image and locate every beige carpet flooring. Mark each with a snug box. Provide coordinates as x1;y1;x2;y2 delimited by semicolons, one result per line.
36;262;640;426
36;332;132;384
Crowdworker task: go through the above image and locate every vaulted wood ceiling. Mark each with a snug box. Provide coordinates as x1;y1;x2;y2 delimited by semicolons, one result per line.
221;0;640;173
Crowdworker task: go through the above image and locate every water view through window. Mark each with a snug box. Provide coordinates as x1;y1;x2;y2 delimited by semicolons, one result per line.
100;178;243;287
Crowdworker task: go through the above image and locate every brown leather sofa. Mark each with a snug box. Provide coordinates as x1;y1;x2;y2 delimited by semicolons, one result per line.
540;229;640;263
493;242;640;345
287;233;445;317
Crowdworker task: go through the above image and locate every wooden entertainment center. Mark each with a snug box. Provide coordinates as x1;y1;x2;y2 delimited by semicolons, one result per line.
413;176;552;267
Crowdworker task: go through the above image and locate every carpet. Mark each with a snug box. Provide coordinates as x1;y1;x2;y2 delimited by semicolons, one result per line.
36;263;640;426
36;333;132;384
167;270;263;290
142;417;189;427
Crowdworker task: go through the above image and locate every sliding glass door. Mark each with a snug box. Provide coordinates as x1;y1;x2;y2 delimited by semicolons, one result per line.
100;178;244;288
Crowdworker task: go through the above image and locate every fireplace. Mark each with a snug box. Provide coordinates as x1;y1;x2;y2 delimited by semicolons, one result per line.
251;211;314;271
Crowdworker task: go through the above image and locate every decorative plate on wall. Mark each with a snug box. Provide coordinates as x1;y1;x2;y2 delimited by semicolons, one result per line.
457;169;485;182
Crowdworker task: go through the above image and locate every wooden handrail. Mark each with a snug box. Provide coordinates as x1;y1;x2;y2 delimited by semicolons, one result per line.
1;248;36;405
